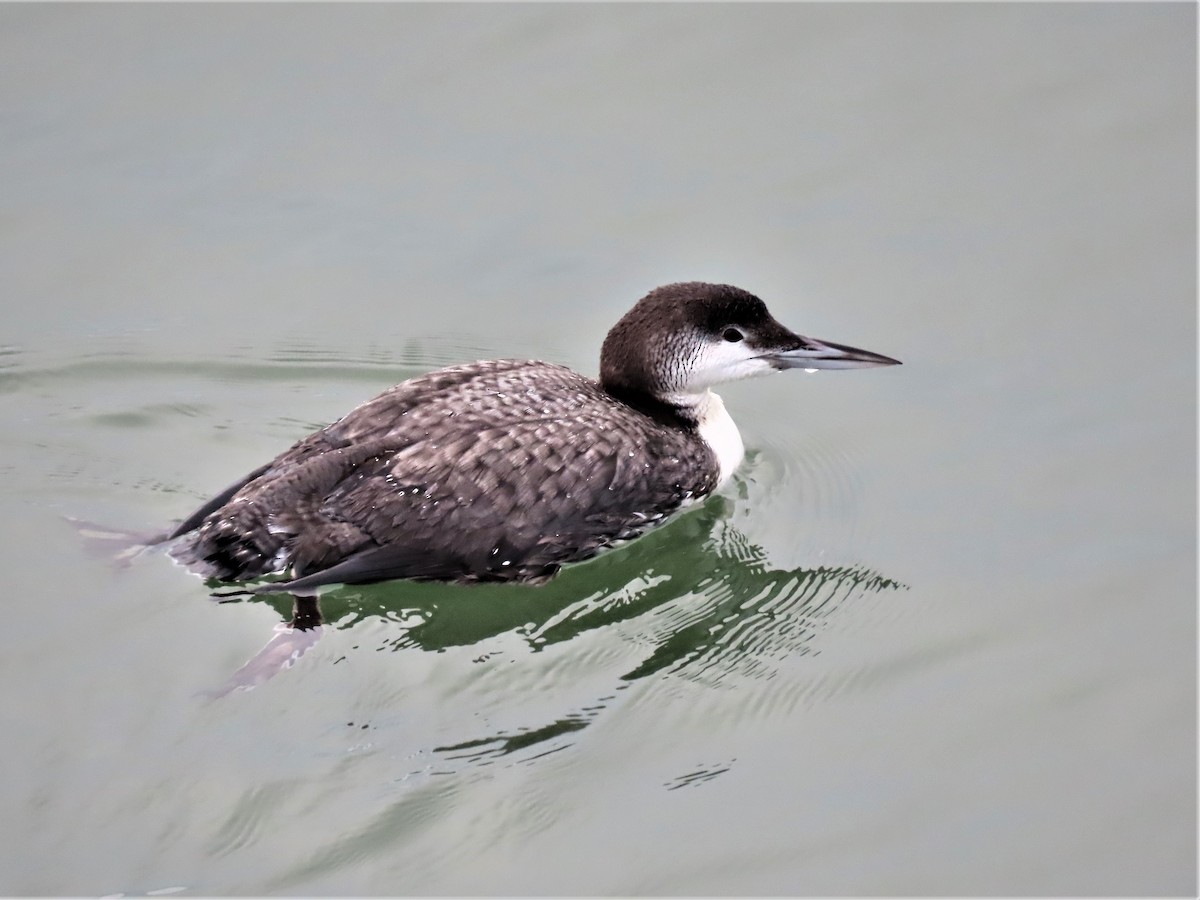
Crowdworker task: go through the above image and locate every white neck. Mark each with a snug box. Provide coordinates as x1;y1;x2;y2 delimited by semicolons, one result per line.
664;389;745;487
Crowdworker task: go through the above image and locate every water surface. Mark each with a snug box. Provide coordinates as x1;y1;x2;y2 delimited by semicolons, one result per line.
0;4;1194;895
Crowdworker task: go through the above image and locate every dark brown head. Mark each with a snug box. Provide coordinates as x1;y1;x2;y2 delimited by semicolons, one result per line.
599;282;899;400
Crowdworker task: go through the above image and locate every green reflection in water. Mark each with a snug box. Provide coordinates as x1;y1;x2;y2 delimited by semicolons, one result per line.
234;493;905;760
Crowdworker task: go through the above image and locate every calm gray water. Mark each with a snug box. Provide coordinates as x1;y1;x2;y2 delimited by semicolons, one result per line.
0;3;1194;896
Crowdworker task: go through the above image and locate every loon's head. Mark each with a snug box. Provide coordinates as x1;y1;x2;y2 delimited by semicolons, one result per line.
600;282;900;402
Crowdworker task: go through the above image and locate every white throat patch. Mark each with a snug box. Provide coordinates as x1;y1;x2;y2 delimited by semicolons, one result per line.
669;389;744;487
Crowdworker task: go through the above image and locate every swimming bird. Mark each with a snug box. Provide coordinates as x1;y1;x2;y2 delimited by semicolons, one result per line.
168;282;899;593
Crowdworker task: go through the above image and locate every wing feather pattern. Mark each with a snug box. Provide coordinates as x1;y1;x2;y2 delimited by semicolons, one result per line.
170;360;715;587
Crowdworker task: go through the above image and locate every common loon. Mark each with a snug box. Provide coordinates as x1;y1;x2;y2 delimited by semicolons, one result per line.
168;282;899;592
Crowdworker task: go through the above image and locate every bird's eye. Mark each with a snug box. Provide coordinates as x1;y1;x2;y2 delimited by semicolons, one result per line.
723;327;744;343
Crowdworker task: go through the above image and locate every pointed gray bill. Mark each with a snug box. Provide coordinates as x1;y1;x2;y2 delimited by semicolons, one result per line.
762;337;902;370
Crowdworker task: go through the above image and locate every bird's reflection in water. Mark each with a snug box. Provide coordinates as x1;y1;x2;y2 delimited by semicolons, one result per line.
209;493;905;761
